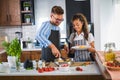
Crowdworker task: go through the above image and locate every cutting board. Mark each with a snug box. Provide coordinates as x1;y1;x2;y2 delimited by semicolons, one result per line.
0;36;8;49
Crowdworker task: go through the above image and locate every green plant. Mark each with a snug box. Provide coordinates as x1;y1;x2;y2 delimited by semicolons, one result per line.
23;2;30;7
24;14;31;19
2;38;22;58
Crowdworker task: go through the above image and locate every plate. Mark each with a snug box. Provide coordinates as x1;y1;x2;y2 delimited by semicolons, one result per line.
103;62;120;71
71;45;90;50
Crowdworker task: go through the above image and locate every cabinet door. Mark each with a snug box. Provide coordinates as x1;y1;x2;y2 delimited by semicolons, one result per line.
8;0;21;26
0;0;21;26
31;51;41;60
0;52;7;62
0;0;8;26
20;51;31;62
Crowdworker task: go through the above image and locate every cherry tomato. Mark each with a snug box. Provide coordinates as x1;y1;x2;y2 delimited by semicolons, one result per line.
38;68;44;73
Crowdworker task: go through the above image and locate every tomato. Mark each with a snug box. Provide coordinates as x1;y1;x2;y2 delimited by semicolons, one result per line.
48;68;53;71
44;67;49;72
76;67;83;71
38;68;44;73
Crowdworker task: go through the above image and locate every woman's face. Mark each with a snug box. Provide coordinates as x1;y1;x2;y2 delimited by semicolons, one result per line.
72;19;83;33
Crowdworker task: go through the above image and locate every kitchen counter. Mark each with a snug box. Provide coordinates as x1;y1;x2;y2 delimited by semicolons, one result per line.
0;62;100;76
22;47;41;51
95;51;120;80
0;62;104;80
0;48;41;54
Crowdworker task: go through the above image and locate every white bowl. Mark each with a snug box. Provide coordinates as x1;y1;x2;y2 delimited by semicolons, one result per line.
59;63;70;72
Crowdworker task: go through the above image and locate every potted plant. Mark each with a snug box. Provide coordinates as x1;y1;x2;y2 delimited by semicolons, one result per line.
24;14;31;23
26;37;33;49
23;2;30;11
2;38;22;71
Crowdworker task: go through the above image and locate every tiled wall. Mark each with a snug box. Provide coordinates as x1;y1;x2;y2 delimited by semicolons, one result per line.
22;25;37;41
0;25;37;42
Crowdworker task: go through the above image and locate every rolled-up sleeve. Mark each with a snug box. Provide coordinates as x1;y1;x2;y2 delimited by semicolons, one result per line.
88;33;94;43
68;33;74;44
35;22;52;48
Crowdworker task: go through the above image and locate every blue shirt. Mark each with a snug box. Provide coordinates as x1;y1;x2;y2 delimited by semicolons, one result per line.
35;21;60;48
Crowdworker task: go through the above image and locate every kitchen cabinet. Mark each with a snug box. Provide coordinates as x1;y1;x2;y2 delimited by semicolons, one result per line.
0;51;41;62
0;49;67;62
0;52;7;62
0;0;21;26
20;0;35;25
20;51;41;62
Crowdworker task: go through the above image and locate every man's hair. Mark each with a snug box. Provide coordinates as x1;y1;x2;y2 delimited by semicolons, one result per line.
51;6;64;14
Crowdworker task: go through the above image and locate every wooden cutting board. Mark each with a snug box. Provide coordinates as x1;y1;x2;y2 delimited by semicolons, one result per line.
0;36;8;49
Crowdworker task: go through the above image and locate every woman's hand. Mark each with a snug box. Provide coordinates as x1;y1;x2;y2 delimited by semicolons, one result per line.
88;41;96;53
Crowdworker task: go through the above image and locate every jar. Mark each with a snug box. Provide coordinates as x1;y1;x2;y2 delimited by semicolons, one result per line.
104;43;116;62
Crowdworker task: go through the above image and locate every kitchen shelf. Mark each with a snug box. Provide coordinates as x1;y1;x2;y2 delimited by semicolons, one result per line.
21;10;32;13
20;0;35;25
22;23;32;25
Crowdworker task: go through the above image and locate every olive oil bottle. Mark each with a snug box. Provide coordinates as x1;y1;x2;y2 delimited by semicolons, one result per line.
104;43;116;62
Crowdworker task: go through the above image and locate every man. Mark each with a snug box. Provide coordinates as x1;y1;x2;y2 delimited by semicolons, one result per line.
35;6;64;62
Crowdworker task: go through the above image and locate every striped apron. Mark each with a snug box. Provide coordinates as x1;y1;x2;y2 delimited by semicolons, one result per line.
73;38;91;62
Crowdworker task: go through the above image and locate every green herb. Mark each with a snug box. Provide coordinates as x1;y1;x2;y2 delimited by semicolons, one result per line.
26;67;33;70
2;38;22;58
24;14;31;19
23;2;30;7
0;62;2;64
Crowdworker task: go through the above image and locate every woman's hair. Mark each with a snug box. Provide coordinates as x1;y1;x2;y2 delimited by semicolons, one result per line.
71;13;89;41
51;6;64;15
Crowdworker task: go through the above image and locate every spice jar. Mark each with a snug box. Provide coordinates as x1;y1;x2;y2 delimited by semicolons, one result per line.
104;43;116;62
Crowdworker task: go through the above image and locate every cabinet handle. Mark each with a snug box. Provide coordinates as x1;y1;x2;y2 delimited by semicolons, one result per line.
6;15;9;21
9;15;11;21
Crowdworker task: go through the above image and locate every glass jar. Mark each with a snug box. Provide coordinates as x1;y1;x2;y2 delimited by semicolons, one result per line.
104;43;116;62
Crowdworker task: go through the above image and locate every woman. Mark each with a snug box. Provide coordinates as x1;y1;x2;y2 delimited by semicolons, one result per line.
68;13;96;62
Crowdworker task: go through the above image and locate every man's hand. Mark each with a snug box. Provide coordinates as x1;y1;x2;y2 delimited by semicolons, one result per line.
49;44;61;58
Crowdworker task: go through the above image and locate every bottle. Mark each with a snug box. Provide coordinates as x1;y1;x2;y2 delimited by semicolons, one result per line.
36;59;39;70
104;43;116;62
42;60;45;67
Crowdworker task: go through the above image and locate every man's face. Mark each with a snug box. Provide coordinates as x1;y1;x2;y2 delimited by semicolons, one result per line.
51;13;64;26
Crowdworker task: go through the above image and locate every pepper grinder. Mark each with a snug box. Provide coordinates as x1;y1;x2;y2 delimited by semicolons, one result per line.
36;59;39;70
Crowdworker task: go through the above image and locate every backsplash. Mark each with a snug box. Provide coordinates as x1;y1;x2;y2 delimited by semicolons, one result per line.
0;26;37;42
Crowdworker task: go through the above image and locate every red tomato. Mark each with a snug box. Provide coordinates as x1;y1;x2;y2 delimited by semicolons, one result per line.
48;67;53;71
76;67;83;71
44;67;49;72
38;68;44;73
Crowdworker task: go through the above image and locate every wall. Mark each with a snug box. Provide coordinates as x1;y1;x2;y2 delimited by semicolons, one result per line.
1;0;120;50
34;0;66;38
91;0;120;50
0;0;66;42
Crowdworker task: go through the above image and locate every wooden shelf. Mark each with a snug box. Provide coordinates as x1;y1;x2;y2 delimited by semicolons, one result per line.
22;23;32;25
20;0;35;26
21;10;32;13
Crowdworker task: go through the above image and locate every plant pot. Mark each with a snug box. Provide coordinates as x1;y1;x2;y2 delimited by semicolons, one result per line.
24;7;29;11
27;43;33;49
25;18;30;23
7;56;20;72
7;56;16;67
